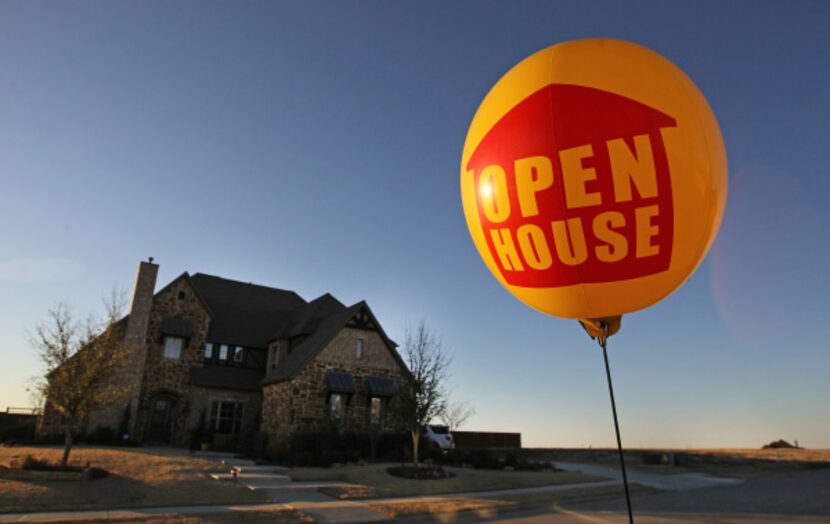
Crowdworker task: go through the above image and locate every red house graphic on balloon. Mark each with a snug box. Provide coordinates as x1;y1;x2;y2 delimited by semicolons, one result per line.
466;84;678;288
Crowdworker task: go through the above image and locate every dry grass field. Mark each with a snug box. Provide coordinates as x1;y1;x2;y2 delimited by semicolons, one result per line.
527;447;830;479
538;447;830;464
671;448;830;463
287;462;602;499
0;445;269;513
365;483;653;518
33;511;312;524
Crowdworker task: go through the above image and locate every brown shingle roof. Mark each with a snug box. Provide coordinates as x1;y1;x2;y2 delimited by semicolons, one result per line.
189;273;307;348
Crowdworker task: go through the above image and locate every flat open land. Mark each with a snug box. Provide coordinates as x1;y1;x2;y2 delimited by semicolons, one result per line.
527;447;830;478
0;445;269;513
649;448;830;462
530;447;830;462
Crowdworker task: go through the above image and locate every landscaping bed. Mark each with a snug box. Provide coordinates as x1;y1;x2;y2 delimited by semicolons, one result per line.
0;453;109;482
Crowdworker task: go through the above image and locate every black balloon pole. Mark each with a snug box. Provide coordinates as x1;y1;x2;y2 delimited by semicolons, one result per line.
597;322;634;524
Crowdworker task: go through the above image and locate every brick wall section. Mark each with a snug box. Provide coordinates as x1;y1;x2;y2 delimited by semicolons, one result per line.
133;277;212;443
262;327;409;451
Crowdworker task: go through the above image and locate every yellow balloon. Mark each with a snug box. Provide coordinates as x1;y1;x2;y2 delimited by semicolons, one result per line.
461;38;727;320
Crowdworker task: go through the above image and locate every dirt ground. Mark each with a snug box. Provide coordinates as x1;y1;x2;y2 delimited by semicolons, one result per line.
0;445;268;513
366;483;653;518
32;511;311;524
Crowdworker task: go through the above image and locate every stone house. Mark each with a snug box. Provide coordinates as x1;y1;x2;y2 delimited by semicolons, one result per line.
39;259;411;451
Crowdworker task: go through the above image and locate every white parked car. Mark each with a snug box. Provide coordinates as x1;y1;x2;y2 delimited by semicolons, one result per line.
422;424;455;450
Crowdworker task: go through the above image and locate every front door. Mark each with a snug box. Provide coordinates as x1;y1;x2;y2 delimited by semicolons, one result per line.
147;396;175;442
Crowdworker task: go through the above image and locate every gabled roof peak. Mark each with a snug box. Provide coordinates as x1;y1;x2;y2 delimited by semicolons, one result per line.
191;272;305;299
263;301;409;386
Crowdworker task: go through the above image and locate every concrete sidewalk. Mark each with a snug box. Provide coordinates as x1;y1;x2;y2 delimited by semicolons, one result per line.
211;453;389;523
0;479;619;523
0;502;294;523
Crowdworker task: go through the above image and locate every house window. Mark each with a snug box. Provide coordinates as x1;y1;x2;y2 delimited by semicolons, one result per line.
204;343;214;360
177;291;186;300
330;393;345;423
210;401;243;435
356;339;364;360
163;337;183;359
270;346;280;370
233;346;244;363
370;397;382;425
219;345;228;361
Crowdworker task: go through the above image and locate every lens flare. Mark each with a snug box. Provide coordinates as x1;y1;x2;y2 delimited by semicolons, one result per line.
710;166;829;347
479;181;493;199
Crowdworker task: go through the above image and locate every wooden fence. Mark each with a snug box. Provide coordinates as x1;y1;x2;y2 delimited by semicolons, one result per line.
452;431;521;449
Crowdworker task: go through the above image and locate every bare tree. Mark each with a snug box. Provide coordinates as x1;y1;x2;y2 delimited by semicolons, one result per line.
398;321;451;465
441;400;476;431
30;290;131;467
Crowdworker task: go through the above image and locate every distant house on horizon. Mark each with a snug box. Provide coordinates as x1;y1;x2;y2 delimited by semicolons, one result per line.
39;259;411;452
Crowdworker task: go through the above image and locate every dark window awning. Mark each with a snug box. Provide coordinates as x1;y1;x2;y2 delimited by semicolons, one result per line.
162;318;193;338
366;376;396;397
326;372;356;394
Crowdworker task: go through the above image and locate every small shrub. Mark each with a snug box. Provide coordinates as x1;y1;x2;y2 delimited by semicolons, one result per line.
376;432;409;462
468;448;500;469
319;448;344;467
266;441;290;463
83;426;120;445
292;451;314;467
387;465;454;480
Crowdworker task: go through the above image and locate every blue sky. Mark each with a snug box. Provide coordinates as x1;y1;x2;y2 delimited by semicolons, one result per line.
2;1;828;448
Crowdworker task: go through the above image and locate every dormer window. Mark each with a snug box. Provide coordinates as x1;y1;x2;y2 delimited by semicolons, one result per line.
219;345;229;361
204;343;214;360
233;346;244;363
356;338;364;360
268;346;280;370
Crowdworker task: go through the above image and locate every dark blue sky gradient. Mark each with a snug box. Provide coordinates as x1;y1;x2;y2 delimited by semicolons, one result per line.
2;1;828;447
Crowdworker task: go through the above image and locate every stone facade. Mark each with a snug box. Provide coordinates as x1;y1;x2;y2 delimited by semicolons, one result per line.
261;327;408;450
42;263;411;454
133;277;212;444
186;386;262;447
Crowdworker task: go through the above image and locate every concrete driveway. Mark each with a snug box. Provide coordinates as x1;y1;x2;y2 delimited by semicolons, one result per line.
564;467;830;518
555;461;744;491
399;462;830;523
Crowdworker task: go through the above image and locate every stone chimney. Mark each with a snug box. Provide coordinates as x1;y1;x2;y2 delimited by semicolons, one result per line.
126;258;158;345
124;258;159;441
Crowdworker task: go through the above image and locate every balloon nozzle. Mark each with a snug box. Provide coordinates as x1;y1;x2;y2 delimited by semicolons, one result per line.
579;316;622;346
